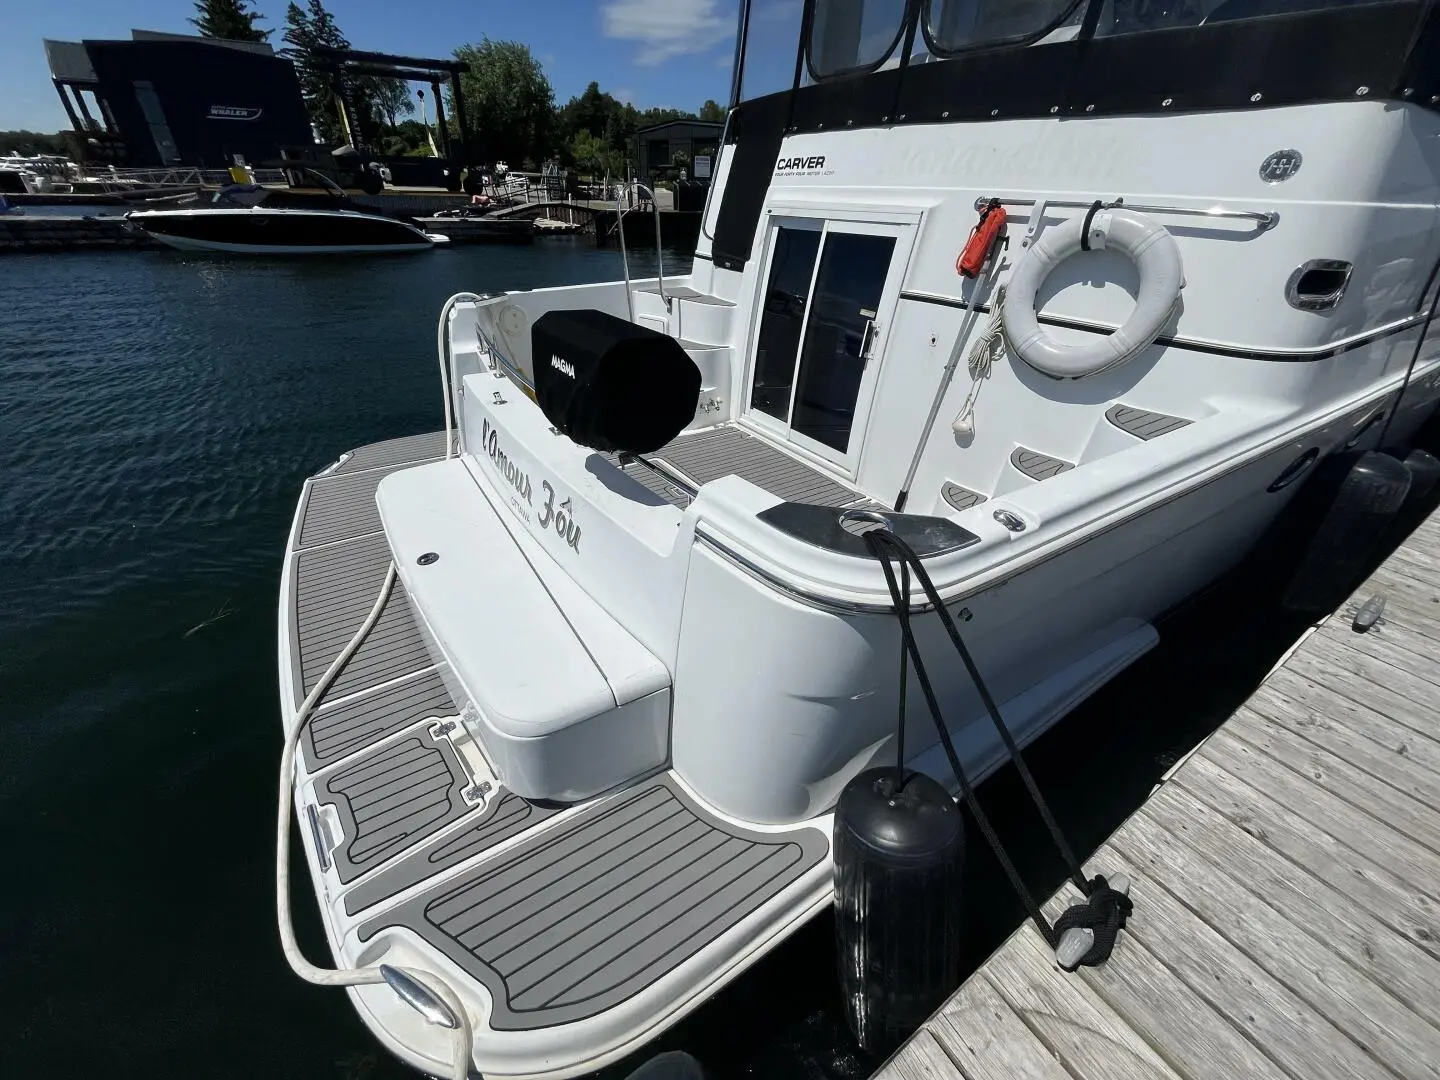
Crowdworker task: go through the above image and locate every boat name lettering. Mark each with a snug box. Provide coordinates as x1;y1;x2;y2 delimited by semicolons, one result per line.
482;418;533;505
550;354;576;378
536;482;582;553
482;418;580;552
776;155;826;172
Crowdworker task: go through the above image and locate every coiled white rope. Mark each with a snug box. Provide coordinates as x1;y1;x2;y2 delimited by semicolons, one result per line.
952;284;1006;440
277;562;474;1080
437;292;485;460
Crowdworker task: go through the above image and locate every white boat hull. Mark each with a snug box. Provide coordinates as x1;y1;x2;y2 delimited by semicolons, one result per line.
147;233;436;254
128;206;443;255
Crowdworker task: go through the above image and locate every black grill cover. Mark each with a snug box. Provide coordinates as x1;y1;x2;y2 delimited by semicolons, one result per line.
531;309;702;455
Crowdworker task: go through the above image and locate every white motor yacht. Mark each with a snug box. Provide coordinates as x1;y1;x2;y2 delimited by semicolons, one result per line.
275;2;1440;1078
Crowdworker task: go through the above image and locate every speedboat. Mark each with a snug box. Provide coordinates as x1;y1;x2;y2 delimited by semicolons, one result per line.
127;169;447;254
275;2;1440;1078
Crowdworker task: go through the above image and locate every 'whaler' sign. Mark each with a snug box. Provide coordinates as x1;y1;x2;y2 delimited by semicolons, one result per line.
208;105;263;121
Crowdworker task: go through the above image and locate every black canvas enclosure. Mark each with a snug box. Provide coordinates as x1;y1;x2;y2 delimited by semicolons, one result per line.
531;309;701;454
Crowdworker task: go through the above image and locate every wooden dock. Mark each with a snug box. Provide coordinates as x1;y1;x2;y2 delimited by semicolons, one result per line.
0;214;158;252
414;215;535;244
877;507;1440;1080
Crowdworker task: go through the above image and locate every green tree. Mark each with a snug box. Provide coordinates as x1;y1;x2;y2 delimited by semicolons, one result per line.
568;129;603;175
281;0;376;146
191;0;271;41
698;99;726;123
568;128;624;178
636;106;695;128
394;119;434;155
0;130;72;155
451;38;555;166
369;79;415;130
557;82;614;142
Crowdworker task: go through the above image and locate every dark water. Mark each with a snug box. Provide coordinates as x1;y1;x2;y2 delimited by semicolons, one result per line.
1;241;1423;1080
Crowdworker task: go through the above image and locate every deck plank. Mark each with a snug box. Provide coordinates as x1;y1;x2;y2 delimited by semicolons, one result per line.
1144;781;1440;1015
1202;726;1440;895
875;1030;966;1080
985;930;1184;1080
297;463;416;549
1289;633;1440;745
928;976;1072;1080
1109;811;1440;1080
293;531;431;706
1088;845;1395;1080
1317;609;1440;692
1358;561;1440;641
1070;933;1291;1080
331;431;448;474
1250;673;1440;806
883;503;1440;1080
1173;754;1440;962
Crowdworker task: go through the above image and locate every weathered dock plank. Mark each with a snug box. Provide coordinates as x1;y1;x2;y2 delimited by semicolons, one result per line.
1110;816;1440;1080
984;932;1183;1080
1173;754;1440;963
875;504;1440;1080
1147;782;1440;1016
929;976;1073;1080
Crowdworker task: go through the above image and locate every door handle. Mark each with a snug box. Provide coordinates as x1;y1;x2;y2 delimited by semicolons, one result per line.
860;319;879;362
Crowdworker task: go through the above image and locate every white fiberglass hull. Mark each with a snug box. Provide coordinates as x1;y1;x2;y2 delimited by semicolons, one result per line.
146;233;438;254
129;207;445;255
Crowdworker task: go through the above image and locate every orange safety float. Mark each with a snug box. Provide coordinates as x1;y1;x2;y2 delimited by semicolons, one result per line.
956;198;1007;278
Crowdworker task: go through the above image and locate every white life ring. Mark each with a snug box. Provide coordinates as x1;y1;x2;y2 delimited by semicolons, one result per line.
1002;206;1184;379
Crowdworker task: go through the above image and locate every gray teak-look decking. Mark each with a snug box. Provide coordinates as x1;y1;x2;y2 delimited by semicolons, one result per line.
875;507;1440;1080
289;430;831;1034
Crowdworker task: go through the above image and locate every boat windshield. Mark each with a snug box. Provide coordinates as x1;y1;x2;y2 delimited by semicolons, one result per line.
731;0;1405;103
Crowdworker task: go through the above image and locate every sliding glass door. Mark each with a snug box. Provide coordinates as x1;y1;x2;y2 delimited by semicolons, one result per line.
746;215;909;473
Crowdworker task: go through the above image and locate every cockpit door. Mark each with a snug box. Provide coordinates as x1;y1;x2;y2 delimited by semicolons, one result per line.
744;212;913;474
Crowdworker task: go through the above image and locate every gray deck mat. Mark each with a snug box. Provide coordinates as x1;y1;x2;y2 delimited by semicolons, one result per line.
358;774;829;1030
608;458;699;509
305;670;456;770
332;431;448;474
318;728;476;884
293;533;429;704
1105;404;1192;440
941;481;987;511
298;463;416;549
1010;446;1075;480
647;425;871;508
345;790;560;915
635;286;733;306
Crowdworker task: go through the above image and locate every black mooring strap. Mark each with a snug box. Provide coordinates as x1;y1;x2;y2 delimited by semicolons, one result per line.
1080;200;1104;252
865;530;1058;947
866;529;1090;897
1053;874;1134;970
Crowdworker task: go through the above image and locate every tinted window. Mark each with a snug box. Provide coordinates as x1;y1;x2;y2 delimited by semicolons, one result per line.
808;0;909;78
792;232;895;451
924;0;1082;52
751;225;822;421
739;0;808;101
1092;0;1386;37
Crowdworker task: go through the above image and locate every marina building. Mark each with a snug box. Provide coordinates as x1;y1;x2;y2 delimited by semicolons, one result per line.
42;30;312;168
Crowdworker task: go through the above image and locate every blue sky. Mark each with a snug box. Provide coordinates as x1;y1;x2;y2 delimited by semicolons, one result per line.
1;0;745;132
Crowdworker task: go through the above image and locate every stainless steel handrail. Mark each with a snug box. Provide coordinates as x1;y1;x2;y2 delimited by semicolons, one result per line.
973;194;1279;232
615;182;668;323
